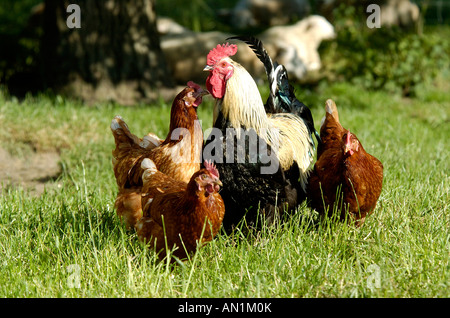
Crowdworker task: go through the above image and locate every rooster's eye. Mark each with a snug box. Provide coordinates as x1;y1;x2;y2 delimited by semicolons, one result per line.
221;62;227;68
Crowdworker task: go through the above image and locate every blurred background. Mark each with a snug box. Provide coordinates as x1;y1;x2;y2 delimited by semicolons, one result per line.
0;0;449;105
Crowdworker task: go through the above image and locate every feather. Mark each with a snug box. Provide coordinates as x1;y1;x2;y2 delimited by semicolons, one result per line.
226;36;275;84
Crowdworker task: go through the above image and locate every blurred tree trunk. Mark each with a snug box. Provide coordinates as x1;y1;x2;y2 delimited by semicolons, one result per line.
41;0;174;104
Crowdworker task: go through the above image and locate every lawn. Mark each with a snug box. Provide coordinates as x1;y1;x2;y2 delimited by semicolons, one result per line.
0;67;448;298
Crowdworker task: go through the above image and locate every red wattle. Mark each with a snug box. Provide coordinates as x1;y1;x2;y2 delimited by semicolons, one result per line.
206;72;225;99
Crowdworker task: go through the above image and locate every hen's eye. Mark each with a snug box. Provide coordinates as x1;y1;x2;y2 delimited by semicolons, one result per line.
201;174;208;180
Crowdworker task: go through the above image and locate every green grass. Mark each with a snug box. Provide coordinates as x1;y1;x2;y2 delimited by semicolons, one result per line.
0;69;449;298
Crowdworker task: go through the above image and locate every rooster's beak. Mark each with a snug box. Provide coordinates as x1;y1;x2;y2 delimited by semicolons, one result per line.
203;65;213;71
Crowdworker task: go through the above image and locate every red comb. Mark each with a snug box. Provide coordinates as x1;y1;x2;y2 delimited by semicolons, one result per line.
187;81;201;90
204;160;219;179
346;131;352;145
206;43;237;66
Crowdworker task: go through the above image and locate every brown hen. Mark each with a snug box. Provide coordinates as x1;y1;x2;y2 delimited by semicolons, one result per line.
135;159;225;260
307;99;384;226
111;82;208;228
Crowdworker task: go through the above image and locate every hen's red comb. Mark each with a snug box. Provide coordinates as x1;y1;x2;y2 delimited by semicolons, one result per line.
346;131;352;145
206;43;237;66
187;81;201;90
204;160;219;179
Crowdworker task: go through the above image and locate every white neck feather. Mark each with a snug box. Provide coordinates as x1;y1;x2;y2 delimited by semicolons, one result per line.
215;60;279;145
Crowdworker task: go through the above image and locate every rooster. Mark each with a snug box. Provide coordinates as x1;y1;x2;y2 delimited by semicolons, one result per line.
203;42;314;231
135;159;225;260
111;82;208;228
306;99;384;226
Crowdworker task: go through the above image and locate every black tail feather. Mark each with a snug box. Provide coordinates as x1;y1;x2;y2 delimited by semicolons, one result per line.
226;35;274;80
227;35;279;112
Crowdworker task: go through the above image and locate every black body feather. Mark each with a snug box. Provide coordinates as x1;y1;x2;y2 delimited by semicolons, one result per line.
203;112;299;232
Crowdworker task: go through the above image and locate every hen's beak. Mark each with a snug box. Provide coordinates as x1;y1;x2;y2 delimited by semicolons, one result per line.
193;89;209;99
214;179;223;187
344;144;352;155
203;65;213;71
